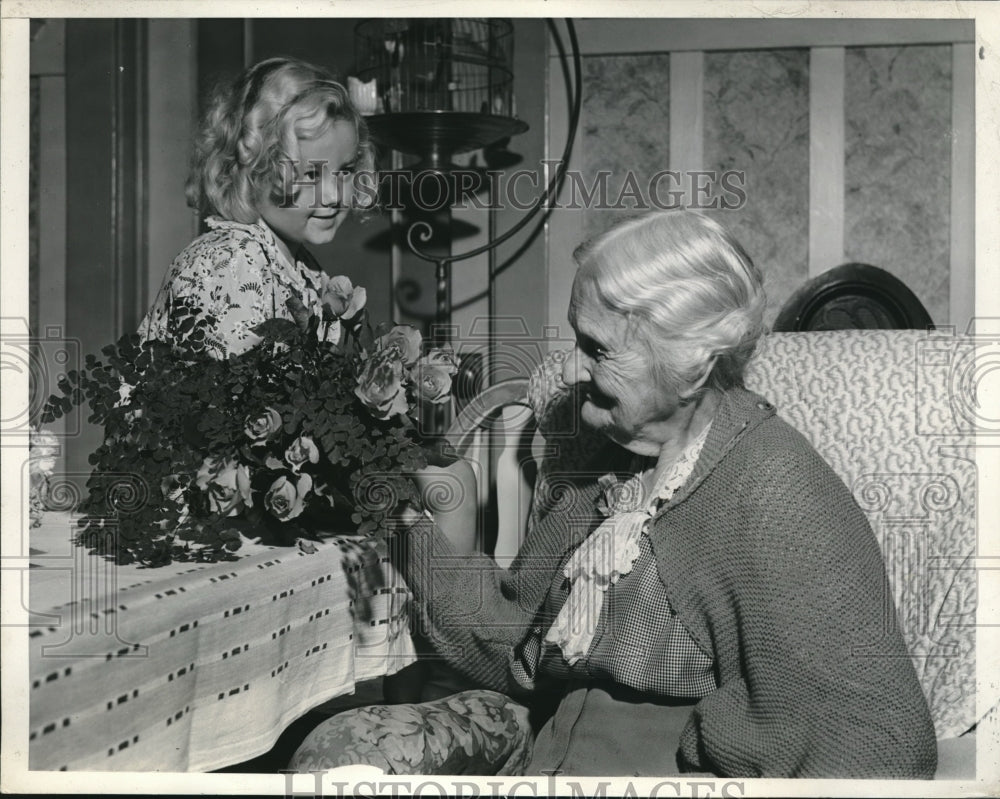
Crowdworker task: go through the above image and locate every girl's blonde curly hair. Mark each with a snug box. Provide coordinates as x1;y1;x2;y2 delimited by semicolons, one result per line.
186;57;376;223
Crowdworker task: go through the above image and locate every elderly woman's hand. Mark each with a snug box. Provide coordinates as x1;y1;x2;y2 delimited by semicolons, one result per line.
410;459;478;554
393;500;427;530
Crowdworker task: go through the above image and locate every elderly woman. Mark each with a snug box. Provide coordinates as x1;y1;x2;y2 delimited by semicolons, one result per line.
293;211;937;778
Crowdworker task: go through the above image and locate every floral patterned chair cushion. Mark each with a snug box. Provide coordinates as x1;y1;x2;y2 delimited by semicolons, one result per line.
288;690;533;775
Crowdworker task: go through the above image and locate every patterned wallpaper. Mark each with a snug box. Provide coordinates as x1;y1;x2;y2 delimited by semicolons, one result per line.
581;54;671;241
703;50;811;325
577;46;953;327
844;45;952;326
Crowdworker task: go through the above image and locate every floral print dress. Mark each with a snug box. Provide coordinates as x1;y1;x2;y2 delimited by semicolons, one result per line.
138;217;339;357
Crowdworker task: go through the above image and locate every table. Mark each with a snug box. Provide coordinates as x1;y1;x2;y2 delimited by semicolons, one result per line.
26;513;417;772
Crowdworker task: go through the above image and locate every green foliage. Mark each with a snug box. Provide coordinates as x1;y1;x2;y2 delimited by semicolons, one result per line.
40;302;436;566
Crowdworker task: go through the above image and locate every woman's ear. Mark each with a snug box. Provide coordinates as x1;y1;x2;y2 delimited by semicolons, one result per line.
679;355;718;401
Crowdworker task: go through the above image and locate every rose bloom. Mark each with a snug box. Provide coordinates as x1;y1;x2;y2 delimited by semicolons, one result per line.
195;456;252;517
285;435;320;472
265;473;313;521
376;325;422;367
355;350;409;419
160;473;186;504
244;407;282;445
322;275;367;321
413;360;453;405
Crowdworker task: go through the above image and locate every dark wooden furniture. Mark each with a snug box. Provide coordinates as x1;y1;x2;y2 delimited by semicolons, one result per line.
772;263;935;332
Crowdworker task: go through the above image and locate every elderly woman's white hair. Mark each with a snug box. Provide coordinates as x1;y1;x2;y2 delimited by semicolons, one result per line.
573;210;767;399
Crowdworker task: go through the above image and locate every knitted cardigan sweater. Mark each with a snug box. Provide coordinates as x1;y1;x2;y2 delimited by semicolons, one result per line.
404;386;938;778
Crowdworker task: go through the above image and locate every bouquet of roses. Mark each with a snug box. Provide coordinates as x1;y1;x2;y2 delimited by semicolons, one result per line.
40;277;460;566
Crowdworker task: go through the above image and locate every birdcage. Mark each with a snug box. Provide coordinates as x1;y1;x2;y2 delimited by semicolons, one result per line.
353;18;527;170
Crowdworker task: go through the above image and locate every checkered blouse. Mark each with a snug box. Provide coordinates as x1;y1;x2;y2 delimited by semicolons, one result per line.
535;533;718;698
514;351;718;699
513;482;717;698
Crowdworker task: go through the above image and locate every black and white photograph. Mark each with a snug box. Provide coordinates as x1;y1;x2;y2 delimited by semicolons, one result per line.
2;2;997;795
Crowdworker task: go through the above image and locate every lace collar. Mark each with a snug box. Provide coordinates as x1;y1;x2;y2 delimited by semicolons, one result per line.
545;421;712;665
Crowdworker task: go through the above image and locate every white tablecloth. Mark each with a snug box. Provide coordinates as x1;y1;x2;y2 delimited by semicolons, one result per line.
26;513;417;771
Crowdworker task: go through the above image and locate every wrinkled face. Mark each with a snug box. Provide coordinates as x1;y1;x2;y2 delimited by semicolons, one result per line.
258;119;358;262
562;276;681;455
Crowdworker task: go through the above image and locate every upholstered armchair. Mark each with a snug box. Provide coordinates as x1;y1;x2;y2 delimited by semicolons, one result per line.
744;329;979;778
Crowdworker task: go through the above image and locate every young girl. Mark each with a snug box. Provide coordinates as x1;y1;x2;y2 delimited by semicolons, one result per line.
139;57;375;356
138;57;477;559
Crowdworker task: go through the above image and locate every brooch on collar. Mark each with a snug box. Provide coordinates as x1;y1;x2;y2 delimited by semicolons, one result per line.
595;470;649;518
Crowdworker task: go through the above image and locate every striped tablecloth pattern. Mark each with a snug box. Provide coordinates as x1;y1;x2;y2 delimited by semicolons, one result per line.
26;513;417;772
